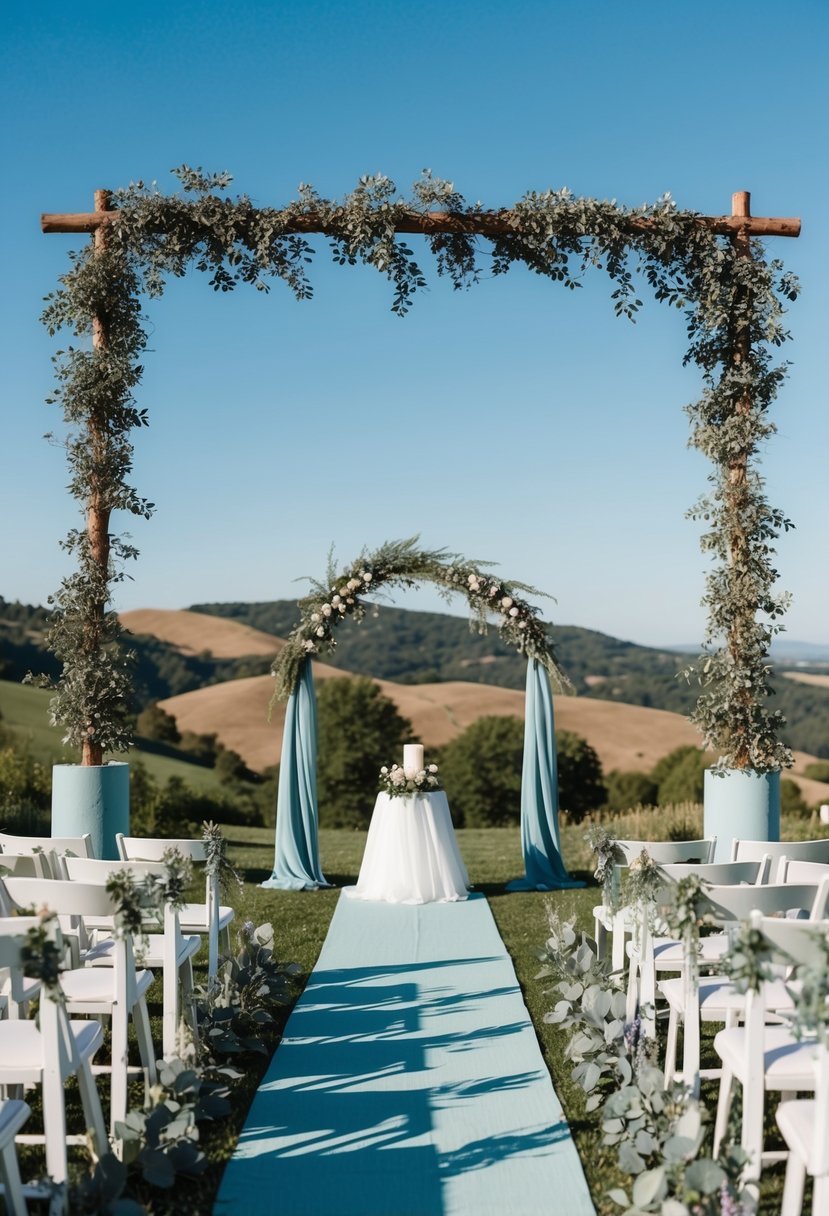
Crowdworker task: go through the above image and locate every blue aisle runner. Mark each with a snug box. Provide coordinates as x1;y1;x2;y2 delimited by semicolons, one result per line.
215;893;595;1216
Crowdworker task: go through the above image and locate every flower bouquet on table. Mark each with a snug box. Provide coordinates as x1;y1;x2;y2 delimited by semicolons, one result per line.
379;762;442;798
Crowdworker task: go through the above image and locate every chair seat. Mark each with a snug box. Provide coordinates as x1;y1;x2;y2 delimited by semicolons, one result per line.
652;933;729;968
61;965;154;1006
715;1024;819;1090
180;902;234;934
660;975;793;1019
84;933;200;969
776;1097;815;1166
0;1019;103;1082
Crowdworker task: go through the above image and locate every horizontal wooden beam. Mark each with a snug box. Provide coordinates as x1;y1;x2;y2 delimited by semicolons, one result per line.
41;207;802;239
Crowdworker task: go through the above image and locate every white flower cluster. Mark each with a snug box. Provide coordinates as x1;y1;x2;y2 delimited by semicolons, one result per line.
302;569;374;654
462;571;529;631
379;761;441;798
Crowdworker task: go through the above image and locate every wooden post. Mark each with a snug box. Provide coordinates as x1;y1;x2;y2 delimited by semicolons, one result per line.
727;190;754;768
82;188;113;767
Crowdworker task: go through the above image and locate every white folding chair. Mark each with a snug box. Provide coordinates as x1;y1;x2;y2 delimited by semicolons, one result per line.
0;925;108;1190
712;905;829;1182
0;851;54;880
593;838;717;971
658;880;827;1095
3;877;158;1137
62;856;201;1059
0;1099;30;1216
777;857;829;885
115;834;235;985
776;1039;829;1214
731;837;829;870
622;860;766;1022
0;832;94;881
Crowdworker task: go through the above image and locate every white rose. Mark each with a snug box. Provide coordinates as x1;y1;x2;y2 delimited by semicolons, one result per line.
316;626;325;637
501;596;513;609
339;587;349;596
310;612;320;622
363;572;373;582
519;620;527;629
428;764;438;773
509;606;519;617
380;766;388;775
338;603;346;613
467;574;477;586
331;594;341;605
304;640;316;652
322;604;332;617
488;586;498;598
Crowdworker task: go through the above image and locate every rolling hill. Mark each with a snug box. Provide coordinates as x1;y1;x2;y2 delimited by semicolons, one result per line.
140;607;829;804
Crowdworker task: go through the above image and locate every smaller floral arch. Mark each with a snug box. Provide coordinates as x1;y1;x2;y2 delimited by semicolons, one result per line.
265;535;580;892
271;536;569;703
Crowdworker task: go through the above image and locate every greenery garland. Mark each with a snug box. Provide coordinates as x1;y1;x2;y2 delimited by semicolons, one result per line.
270;536;567;701
40;168;799;768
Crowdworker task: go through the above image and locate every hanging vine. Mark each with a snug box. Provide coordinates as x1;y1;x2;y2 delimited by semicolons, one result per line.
38;167;799;768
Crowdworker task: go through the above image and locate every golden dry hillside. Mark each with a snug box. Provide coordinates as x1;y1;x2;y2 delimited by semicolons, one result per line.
781;671;829;691
138;608;829;804
159;670;698;776
120;608;283;659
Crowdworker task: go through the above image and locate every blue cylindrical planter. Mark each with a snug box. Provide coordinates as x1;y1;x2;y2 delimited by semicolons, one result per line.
51;762;130;860
704;767;780;862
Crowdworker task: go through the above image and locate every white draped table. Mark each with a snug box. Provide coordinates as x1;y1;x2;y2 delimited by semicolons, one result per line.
345;790;469;904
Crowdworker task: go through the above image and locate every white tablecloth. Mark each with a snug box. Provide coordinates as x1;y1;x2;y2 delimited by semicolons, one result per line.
345;790;469;904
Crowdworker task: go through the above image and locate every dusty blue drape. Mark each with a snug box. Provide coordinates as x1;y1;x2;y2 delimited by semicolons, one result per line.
261;659;329;890
507;659;584;892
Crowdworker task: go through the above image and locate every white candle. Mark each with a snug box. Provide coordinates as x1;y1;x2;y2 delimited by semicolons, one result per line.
403;743;424;778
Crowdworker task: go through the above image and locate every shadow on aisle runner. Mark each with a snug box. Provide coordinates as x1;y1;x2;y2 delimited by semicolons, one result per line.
215;892;595;1216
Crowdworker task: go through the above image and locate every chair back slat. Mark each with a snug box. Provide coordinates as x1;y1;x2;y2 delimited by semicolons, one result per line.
63;856;168;884
616;838;716;864
0;832;94;859
777;857;829;884
731;838;829;866
0;852;53;880
701;880;829;924
657;859;767;886
115;835;207;863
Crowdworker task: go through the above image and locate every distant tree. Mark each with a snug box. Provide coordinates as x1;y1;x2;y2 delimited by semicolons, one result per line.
555;730;607;823
604;770;659;813
136;702;181;744
651;745;708;805
780;778;808;816
0;745;52;827
178;730;219;766
439;716;525;827
214;745;256;785
316;678;412;828
804;761;829;783
128;760;160;834
439;718;606;827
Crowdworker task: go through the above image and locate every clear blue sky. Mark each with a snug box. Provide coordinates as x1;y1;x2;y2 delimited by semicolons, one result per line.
2;0;827;648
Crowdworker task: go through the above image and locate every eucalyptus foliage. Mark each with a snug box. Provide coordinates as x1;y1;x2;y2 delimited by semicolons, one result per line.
538;906;751;1215
270;535;567;701
42;167;798;766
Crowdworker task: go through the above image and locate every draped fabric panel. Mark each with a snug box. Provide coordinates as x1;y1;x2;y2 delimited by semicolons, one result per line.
261;659;329;890
507;659;584;892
